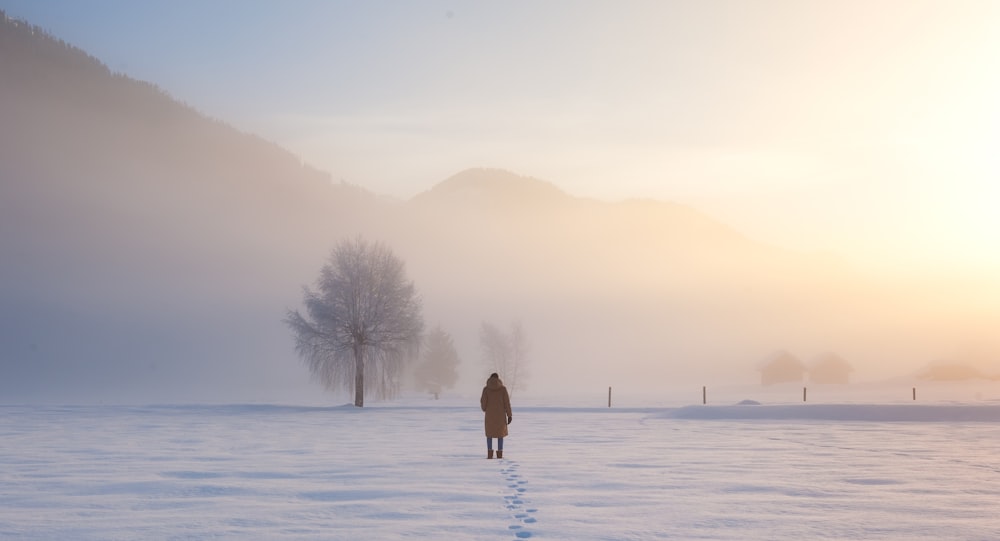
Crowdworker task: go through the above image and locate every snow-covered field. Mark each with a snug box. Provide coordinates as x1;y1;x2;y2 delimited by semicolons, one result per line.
4;385;1000;540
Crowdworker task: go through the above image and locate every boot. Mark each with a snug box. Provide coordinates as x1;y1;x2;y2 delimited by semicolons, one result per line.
496;450;503;459
487;449;494;459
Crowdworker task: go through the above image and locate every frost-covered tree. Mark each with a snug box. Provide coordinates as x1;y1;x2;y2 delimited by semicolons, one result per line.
479;319;529;395
285;238;423;407
413;326;461;399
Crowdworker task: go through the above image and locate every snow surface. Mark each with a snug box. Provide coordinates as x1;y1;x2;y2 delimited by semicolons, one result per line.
4;387;1000;540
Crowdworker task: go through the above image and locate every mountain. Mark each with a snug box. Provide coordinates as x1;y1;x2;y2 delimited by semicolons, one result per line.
412;168;570;210
405;167;828;295
396;168;878;389
0;13;390;402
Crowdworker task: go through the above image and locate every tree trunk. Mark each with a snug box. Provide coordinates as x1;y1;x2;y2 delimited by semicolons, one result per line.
354;342;364;407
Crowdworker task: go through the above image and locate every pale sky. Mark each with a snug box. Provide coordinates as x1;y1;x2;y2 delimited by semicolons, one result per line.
4;0;999;273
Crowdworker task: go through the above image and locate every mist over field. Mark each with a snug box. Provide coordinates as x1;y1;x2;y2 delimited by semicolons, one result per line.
2;4;999;405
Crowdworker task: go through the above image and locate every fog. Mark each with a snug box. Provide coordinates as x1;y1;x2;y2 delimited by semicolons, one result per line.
2;9;999;405
396;172;1000;396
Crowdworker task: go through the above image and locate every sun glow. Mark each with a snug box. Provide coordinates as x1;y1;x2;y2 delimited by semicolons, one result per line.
894;91;1000;270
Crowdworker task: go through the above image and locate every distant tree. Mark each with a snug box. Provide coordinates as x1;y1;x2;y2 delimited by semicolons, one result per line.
413;326;461;399
285;238;424;407
507;320;529;394
479;320;529;395
479;322;510;375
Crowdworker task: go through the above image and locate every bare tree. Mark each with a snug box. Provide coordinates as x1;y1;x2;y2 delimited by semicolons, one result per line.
479;322;510;374
413;326;461;399
507;320;528;395
479;319;529;395
285;238;423;406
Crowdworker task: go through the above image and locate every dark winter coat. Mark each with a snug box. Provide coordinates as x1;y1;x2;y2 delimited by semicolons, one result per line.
480;375;511;438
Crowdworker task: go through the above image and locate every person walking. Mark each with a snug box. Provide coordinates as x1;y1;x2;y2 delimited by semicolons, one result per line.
480;372;512;459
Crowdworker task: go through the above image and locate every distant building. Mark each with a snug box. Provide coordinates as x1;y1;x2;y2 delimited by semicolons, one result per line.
918;362;992;381
808;353;853;384
760;351;806;386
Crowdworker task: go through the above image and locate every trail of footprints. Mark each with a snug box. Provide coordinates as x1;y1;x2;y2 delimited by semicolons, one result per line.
500;461;537;539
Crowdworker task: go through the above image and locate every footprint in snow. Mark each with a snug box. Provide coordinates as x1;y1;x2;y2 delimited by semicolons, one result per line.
515;511;538;524
498;461;536;538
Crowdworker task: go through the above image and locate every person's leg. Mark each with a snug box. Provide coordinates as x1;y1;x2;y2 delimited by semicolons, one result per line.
497;437;504;458
486;437;494;459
